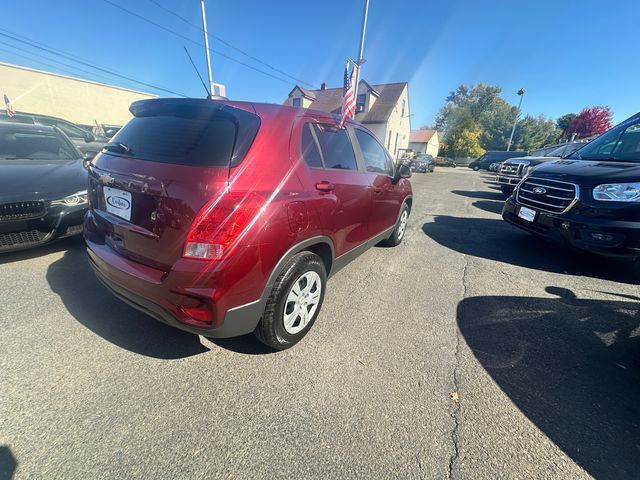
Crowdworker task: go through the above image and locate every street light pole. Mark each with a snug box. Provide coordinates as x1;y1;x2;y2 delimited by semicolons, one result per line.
352;0;369;101
507;88;525;152
200;0;215;98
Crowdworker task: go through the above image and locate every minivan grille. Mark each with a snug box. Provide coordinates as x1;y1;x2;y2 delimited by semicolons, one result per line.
0;201;45;221
517;177;578;213
0;229;51;249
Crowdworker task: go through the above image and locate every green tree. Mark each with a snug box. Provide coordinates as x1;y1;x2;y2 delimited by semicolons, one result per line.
556;113;577;138
511;115;560;151
447;128;484;158
435;83;517;152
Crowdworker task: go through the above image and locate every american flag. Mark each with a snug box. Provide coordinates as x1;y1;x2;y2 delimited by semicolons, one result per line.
4;94;15;118
339;63;357;128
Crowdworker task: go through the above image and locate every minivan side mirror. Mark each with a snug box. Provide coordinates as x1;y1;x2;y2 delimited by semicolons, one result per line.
393;163;412;183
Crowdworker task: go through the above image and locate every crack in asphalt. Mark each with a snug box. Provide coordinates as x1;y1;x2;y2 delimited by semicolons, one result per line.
447;247;469;479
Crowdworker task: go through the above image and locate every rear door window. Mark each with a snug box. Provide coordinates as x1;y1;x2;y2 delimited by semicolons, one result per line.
108;101;260;167
301;123;323;168
37;117;87;140
354;128;393;175
310;123;358;170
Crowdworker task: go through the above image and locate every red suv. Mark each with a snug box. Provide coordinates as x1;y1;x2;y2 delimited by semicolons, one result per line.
84;98;412;349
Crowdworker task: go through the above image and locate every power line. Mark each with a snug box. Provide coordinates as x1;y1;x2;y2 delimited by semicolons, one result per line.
0;38;128;86
0;28;188;97
100;0;309;88
145;0;314;87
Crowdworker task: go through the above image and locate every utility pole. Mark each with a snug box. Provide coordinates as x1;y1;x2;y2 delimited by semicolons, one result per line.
352;0;370;102
201;0;215;98
507;88;525;151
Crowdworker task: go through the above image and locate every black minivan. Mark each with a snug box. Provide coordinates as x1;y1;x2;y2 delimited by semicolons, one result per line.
468;151;528;171
503;112;640;260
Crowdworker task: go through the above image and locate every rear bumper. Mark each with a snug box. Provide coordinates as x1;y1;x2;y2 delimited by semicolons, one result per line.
502;198;640;260
86;238;264;338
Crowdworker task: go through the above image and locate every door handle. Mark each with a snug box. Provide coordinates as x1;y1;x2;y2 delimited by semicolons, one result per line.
315;181;335;192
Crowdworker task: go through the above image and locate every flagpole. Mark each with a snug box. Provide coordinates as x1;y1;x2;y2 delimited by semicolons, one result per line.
353;0;369;102
201;0;215;98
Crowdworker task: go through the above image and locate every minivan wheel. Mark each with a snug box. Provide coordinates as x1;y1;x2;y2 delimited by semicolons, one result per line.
254;252;327;350
473;166;480;171
381;204;410;247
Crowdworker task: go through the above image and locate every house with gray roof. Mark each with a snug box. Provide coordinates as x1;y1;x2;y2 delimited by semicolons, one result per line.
285;80;411;160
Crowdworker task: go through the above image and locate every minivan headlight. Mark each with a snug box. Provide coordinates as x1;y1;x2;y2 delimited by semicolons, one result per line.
592;183;640;202
51;190;89;206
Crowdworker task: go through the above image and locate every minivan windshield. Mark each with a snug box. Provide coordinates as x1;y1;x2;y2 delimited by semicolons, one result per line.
568;116;640;162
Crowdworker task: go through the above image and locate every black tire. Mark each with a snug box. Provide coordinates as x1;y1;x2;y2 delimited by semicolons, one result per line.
254;252;327;350
500;186;513;196
473;166;480;171
381;203;410;247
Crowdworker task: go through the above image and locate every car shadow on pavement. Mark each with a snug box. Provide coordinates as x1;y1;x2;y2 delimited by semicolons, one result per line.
0;445;17;480
422;216;640;284
46;244;209;359
451;190;506;201
207;335;275;355
471;200;504;216
0;237;82;265
457;287;640;479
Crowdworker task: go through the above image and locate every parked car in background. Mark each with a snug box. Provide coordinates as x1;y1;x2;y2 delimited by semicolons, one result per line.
503;112;640;261
468;151;528;171
496;140;590;195
434;156;456;167
0;122;87;252
530;136;597;157
410;153;435;173
0;110;107;158
85;98;413;350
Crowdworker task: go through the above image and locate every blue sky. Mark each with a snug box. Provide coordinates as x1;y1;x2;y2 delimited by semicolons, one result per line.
3;0;639;128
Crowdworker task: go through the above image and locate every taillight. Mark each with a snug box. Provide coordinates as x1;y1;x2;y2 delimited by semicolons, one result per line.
184;191;266;260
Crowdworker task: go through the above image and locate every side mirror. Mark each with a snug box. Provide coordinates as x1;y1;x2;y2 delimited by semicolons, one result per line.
82;151;95;169
83;131;95;143
393;163;411;183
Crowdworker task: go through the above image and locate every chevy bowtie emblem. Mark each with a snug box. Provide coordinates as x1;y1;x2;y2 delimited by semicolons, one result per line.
532;187;547;195
99;174;114;186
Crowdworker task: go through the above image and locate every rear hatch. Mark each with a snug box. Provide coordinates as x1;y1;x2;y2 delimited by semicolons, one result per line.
87;99;260;271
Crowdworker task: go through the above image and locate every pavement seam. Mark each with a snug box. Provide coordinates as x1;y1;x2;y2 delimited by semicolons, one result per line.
447;252;468;479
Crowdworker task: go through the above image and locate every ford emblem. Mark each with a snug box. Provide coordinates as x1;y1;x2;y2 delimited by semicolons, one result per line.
532;187;547;195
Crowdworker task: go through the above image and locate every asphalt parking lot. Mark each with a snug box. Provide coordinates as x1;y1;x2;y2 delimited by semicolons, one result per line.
1;168;639;479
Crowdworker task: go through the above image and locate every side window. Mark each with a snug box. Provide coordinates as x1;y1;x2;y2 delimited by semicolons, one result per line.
301;123;323;168
38;118;85;139
354;129;393;175
292;98;301;108
311;123;358;170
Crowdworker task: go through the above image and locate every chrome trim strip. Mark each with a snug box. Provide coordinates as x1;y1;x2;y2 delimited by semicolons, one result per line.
523;181;574;192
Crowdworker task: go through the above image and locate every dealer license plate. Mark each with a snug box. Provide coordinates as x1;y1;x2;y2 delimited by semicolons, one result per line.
517;206;536;223
103;187;132;221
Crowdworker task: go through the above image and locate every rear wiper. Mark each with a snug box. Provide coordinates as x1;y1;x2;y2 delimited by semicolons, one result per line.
103;142;134;156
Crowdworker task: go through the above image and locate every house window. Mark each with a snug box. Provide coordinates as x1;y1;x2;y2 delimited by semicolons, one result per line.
292;98;301;108
387;130;392;150
356;94;366;112
394;132;399;157
401;99;406;118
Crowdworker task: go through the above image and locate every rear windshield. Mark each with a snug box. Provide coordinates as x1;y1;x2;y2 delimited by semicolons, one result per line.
109;100;260;167
0;127;78;161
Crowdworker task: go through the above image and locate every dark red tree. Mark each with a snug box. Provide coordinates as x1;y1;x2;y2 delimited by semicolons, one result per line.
569;106;613;137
